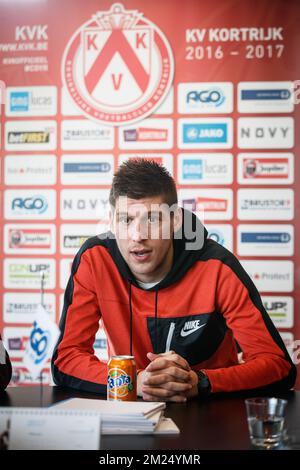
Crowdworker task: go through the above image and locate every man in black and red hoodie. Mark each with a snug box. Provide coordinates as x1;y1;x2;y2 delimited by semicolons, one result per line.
52;159;296;402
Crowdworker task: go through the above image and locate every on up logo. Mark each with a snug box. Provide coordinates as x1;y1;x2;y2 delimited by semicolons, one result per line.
62;3;174;125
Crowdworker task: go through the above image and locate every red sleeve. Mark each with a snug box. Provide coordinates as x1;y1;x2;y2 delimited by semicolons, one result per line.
202;261;295;394
52;251;107;393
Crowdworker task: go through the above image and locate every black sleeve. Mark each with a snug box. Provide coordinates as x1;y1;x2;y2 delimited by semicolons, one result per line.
0;339;12;391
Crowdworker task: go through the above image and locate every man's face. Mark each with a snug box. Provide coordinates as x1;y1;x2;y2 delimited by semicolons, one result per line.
111;195;182;283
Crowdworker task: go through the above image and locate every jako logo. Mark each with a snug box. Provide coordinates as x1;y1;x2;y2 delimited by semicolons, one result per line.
186;88;225;107
11;196;48;214
183;123;227;143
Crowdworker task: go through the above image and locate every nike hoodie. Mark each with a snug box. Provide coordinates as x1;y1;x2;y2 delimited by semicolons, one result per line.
52;209;296;395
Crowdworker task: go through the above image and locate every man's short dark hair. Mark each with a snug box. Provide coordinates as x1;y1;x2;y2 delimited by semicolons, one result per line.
109;159;178;207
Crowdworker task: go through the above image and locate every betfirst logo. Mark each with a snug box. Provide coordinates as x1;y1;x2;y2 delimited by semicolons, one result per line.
63;235;90;249
5;120;57;151
123;127;168;142
7;131;50;144
182;197;228;212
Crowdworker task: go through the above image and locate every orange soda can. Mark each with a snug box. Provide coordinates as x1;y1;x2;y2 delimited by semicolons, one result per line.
107;355;137;401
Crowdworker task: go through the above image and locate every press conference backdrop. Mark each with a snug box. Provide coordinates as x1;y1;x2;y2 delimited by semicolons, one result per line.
0;0;299;389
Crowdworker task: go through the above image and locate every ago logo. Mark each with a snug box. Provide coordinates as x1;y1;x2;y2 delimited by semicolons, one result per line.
108;367;133;397
62;3;174;125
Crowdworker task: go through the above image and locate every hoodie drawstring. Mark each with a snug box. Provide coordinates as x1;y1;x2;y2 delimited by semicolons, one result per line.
154;290;158;354
129;282;133;356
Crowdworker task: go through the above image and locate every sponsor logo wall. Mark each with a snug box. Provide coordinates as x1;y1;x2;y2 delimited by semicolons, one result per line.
0;0;299;387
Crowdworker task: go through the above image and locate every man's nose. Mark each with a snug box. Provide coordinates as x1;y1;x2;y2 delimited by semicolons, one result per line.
129;220;147;241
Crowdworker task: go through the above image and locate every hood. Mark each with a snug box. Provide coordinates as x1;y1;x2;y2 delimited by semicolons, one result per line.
103;208;208;355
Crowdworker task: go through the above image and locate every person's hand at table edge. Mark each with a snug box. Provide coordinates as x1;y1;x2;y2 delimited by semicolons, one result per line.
137;351;199;402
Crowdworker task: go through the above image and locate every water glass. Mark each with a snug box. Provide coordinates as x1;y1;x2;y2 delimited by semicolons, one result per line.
245;397;287;449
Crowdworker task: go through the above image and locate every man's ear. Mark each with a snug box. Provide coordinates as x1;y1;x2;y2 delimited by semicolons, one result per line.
173;206;183;233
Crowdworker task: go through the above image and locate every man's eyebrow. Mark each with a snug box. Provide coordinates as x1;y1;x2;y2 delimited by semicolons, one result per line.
116;211;129;216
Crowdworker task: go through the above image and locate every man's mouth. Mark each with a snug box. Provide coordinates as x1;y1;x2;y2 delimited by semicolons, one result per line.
130;249;152;262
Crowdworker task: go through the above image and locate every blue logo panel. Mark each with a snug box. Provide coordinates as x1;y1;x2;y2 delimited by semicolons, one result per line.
183;123;227;143
10;92;29;112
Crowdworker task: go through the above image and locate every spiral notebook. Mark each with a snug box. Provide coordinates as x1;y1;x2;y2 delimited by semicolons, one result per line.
0;407;101;450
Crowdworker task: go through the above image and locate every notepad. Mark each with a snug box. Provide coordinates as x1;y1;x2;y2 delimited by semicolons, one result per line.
52;398;165;416
0;407;101;450
51;398;179;435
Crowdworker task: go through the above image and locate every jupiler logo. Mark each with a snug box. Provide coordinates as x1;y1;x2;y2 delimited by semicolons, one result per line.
62;3;174;125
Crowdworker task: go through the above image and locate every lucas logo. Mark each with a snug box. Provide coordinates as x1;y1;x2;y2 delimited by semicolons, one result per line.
180;320;206;337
